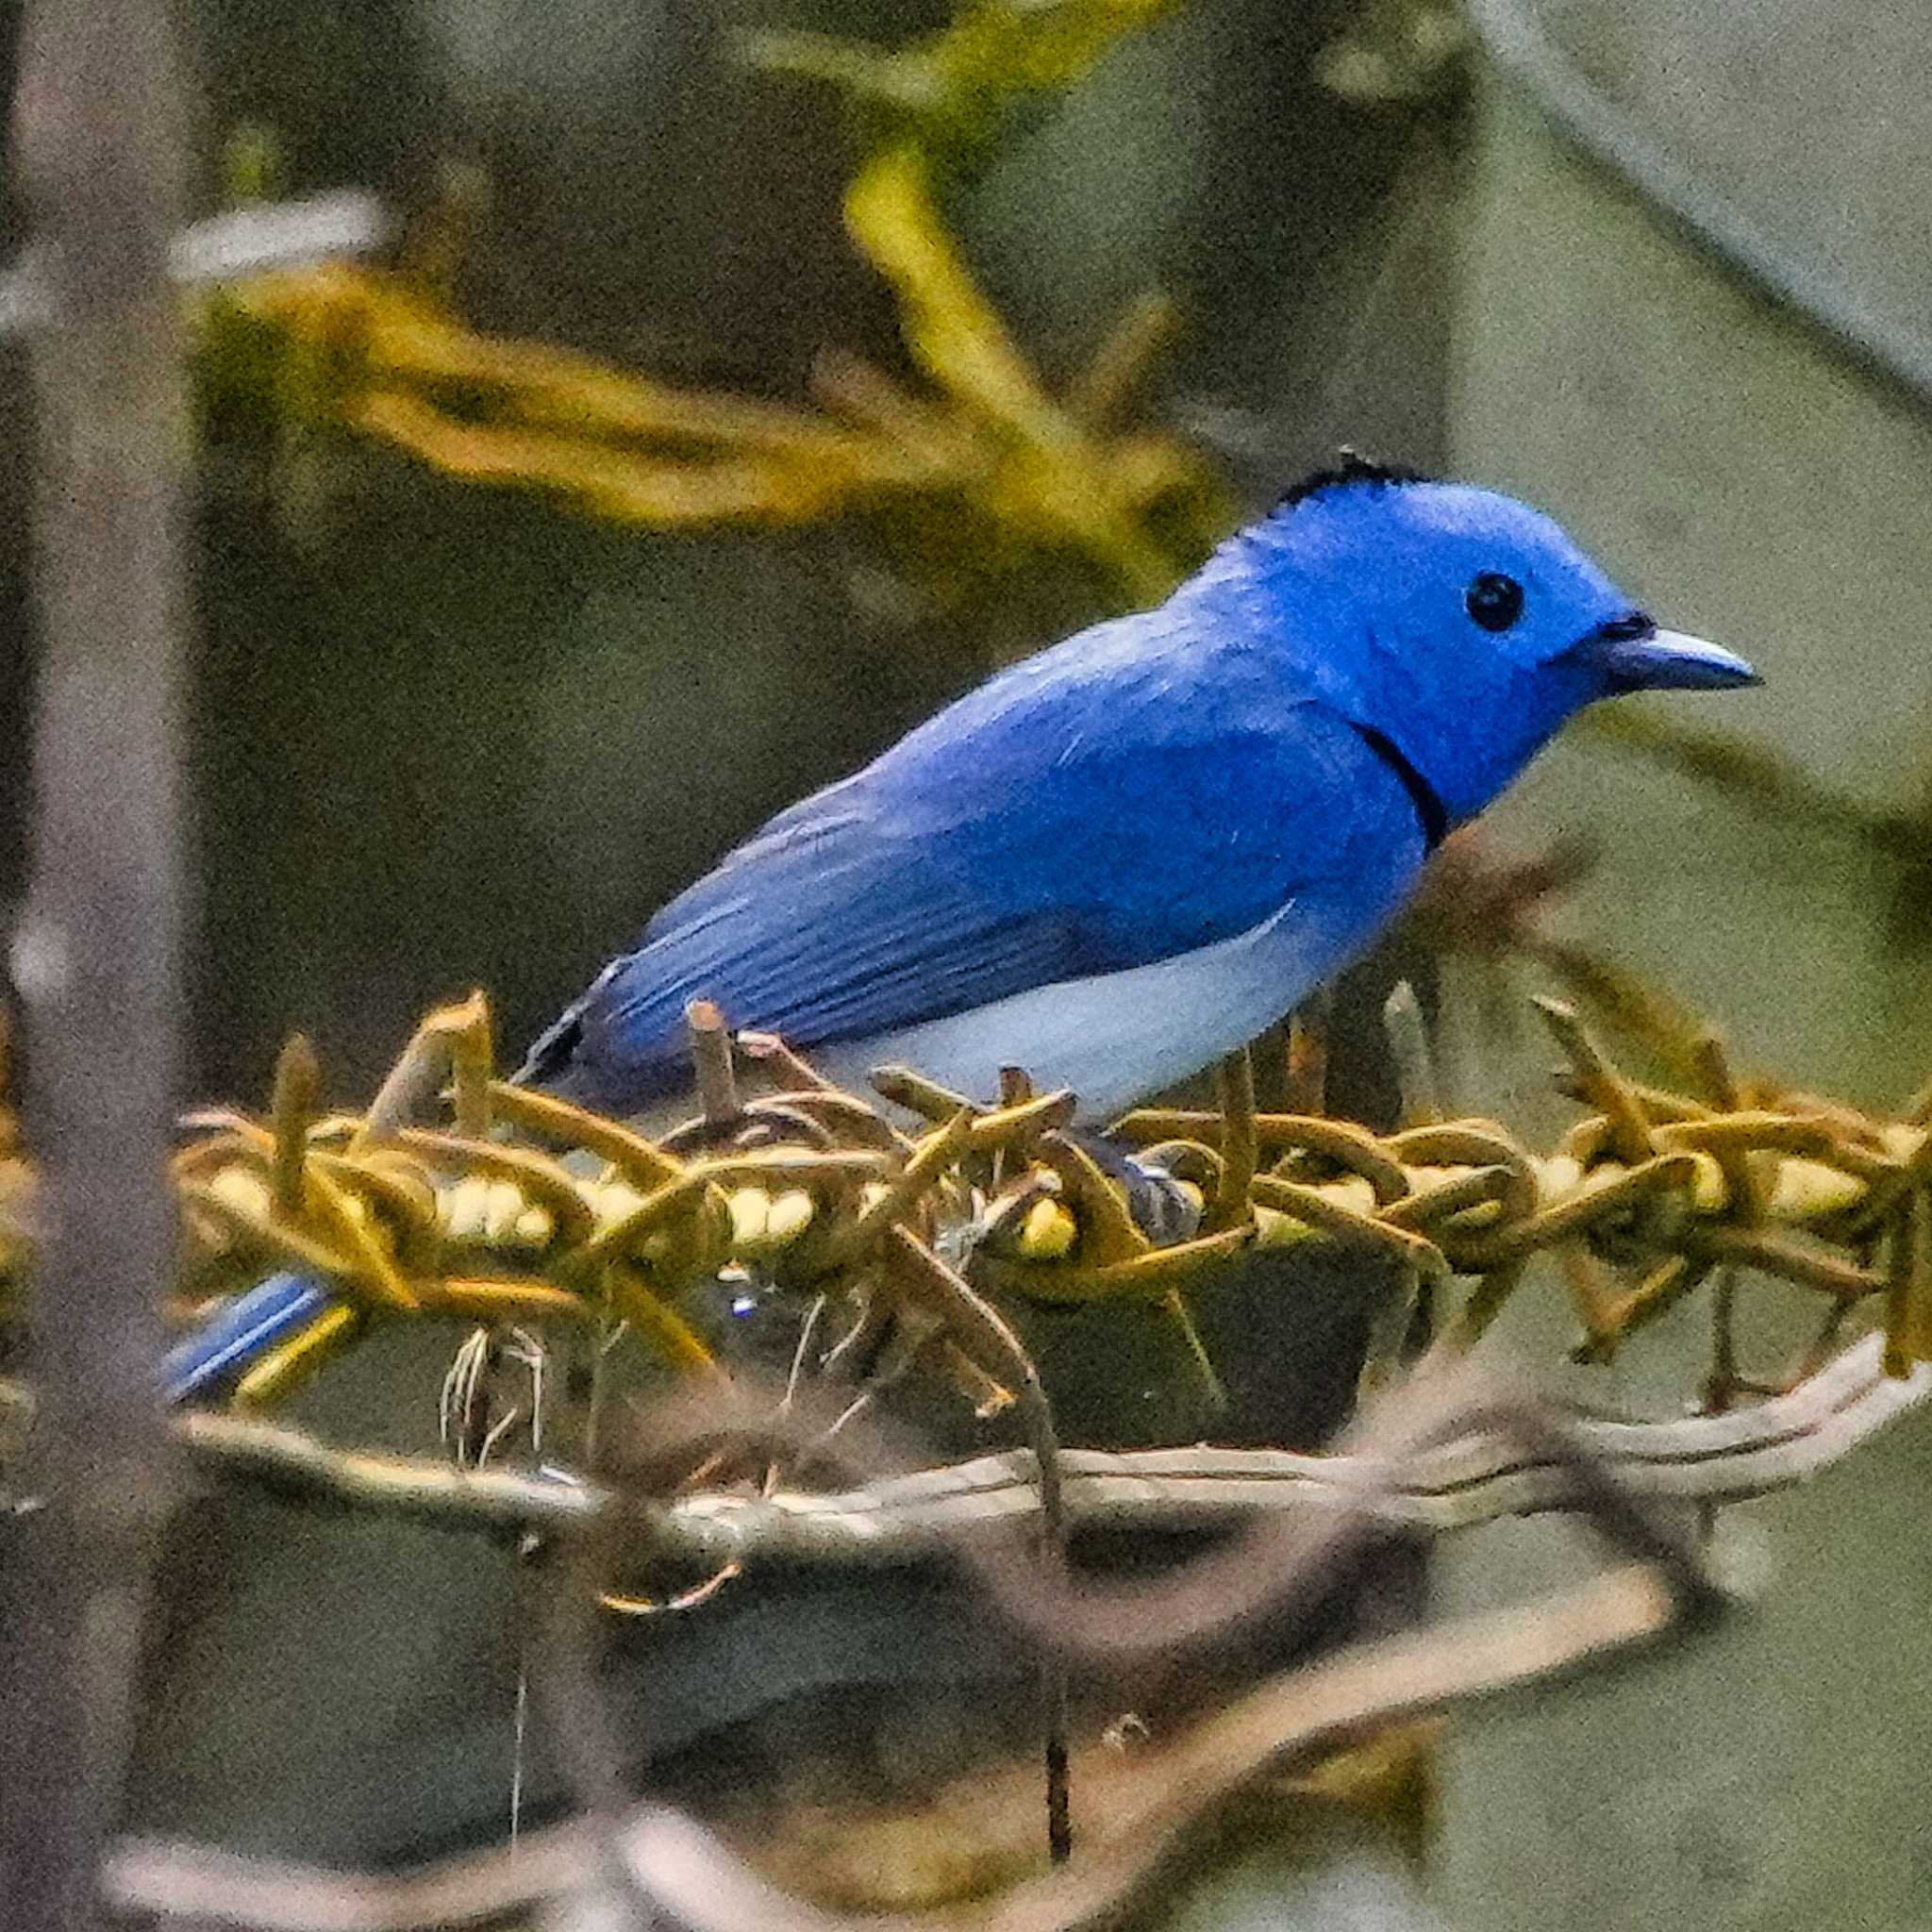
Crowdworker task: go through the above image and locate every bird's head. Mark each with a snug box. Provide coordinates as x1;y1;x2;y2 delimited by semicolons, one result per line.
1198;457;1758;826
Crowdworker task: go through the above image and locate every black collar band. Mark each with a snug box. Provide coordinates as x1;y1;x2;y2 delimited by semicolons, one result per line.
1350;724;1449;852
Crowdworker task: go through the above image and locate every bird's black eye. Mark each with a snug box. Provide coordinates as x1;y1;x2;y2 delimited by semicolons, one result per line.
1465;572;1524;633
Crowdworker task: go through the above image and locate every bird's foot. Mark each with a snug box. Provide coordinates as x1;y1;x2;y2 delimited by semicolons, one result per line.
1067;1130;1204;1246
969;1131;1204;1267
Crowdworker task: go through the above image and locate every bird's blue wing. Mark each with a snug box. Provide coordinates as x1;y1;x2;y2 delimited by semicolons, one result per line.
523;612;1425;1108
519;793;1087;1105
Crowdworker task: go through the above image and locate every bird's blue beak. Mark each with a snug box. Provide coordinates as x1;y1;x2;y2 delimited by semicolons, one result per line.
1585;614;1760;693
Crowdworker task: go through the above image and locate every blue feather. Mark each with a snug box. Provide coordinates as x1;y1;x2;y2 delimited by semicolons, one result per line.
160;1270;334;1405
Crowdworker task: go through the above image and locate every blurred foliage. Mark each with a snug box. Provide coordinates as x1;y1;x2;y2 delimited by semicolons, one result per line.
1398;828;1726;1091
195;0;1230;611
1587;704;1932;936
743;0;1185;158
1311;0;1472;107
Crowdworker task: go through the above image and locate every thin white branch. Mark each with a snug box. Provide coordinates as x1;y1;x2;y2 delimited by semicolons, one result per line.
0;190;388;335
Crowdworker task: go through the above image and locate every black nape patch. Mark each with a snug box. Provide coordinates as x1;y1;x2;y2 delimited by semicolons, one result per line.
1273;448;1431;512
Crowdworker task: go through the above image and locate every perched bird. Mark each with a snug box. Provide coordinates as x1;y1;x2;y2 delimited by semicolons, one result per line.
523;460;1755;1121
522;458;1756;1124
162;460;1757;1405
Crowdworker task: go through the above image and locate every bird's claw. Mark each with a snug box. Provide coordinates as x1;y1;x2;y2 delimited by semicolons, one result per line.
1069;1130;1203;1246
1116;1155;1204;1245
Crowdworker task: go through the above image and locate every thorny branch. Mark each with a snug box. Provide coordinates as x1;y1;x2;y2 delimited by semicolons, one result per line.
1;982;1929;1923
2;980;1924;1419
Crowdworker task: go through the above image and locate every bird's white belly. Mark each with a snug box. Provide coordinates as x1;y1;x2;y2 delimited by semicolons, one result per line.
822;897;1362;1124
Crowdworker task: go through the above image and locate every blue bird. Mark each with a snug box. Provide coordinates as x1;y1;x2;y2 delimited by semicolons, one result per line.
519;459;1756;1125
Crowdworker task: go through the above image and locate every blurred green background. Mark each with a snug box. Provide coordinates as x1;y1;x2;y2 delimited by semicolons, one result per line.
8;1;1932;1925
